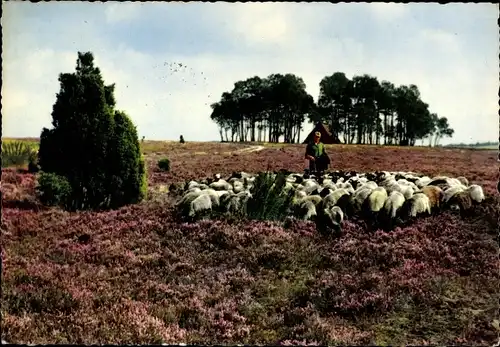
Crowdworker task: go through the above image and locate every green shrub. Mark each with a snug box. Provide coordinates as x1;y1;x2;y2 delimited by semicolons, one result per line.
37;51;146;211
106;111;148;208
36;172;72;207
158;158;171;172
1;141;37;168
246;171;295;221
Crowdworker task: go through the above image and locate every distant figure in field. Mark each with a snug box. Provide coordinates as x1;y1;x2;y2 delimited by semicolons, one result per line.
305;131;330;174
180;135;185;144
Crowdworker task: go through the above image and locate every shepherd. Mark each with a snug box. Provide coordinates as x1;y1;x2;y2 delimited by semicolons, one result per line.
305;131;331;175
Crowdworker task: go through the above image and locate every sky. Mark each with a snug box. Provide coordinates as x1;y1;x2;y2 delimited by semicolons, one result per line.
2;2;498;145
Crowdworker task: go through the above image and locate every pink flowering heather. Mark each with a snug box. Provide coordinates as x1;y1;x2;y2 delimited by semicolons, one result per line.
1;144;499;345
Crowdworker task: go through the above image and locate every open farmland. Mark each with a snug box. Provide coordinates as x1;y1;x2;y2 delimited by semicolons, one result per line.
1;141;499;345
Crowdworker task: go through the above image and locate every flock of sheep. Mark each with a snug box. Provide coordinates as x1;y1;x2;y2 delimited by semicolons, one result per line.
173;169;485;232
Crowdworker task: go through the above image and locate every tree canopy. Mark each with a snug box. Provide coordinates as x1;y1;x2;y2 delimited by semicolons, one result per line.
38;51;146;211
210;72;454;146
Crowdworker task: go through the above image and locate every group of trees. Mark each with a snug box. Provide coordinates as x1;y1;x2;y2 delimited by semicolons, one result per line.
37;52;146;211
210;72;454;146
210;74;315;144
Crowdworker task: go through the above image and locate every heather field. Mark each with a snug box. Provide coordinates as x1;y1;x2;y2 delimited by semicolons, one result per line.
1;141;499;345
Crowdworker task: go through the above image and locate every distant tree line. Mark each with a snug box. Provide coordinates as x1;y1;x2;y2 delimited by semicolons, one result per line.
210;72;455;146
444;141;498;148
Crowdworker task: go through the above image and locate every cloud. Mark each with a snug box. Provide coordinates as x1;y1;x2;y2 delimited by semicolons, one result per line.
105;3;143;24
2;2;497;145
367;3;409;20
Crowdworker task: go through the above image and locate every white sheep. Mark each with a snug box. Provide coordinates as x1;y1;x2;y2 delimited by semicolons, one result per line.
210;180;233;191
228;177;240;185
351;186;374;212
322;182;337;191
322;188;350;210
397;178;410;186
387;182;413;200
302;179;320;194
322;178;334;186
297;195;323;207
360;181;378;190
330;206;344;224
415;176;431;188
380;177;397;188
293;189;308;203
404;193;431;218
343;183;355;195
187;181;200;190
188;194;212;218
467;184;485;203
296;200;317;220
335;177;345;185
317;205;344;234
366;187;388;213
178;191;201;207
446;178;464;187
214;190;231;198
358;177;368;184
199;188;220;207
232;181;245;194
383;191;406;218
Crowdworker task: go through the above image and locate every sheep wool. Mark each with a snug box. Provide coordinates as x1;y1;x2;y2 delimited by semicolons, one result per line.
178;191;202;207
298;200;317;220
415;176;431;188
330;206;344;224
214;190;231;198
456;176;469;187
405;193;431;217
318;205;344;231
233;183;245;194
467;184;485;203
402;185;415;200
200;189;221;207
322;182;337;191
303;180;320;194
362;181;378;190
209;180;232;191
299;195;323;207
189;194;212;217
293;189;308;203
421;185;444;211
443;185;466;204
367;187;388;212
351;187;374;211
322;188;350;210
187;181;200;190
383;191;405;218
